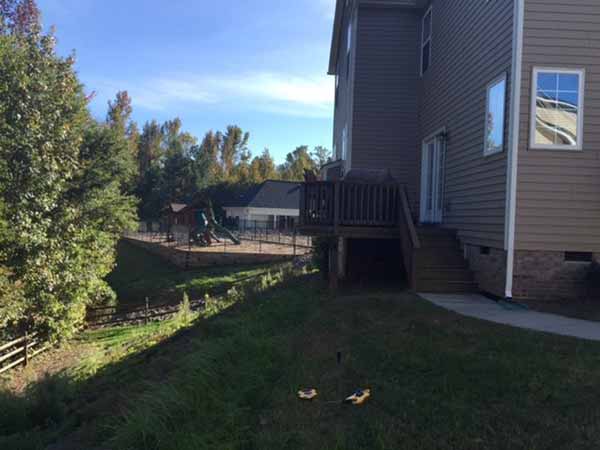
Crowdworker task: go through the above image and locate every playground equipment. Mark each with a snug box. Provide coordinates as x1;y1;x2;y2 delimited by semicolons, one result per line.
190;201;241;247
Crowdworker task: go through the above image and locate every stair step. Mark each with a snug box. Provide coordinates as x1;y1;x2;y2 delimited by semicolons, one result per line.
417;227;457;238
416;252;467;267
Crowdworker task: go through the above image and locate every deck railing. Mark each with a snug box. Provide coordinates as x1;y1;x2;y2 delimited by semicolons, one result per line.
300;181;403;229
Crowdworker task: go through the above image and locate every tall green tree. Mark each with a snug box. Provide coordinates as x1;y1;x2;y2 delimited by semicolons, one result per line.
220;125;249;180
311;145;331;169
138;120;162;176
249;148;278;183
280;146;316;181
0;0;136;339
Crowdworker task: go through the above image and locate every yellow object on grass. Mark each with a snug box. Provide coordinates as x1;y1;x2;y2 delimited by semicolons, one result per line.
298;388;318;400
344;389;371;405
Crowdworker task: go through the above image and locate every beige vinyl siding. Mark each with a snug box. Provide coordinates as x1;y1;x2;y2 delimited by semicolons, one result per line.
332;2;356;168
351;6;420;210
516;0;600;252
419;0;514;249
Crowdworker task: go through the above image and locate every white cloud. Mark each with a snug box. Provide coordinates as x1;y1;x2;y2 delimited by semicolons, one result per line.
88;72;334;119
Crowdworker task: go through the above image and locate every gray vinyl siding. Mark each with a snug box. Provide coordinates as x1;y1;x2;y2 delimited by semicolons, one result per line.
332;3;356;168
419;0;514;249
516;0;600;252
351;5;420;210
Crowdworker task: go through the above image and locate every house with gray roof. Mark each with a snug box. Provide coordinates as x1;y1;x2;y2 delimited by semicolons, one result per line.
224;180;301;231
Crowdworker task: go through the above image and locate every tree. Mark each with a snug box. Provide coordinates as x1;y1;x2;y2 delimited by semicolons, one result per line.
280;146;316;181
198;130;223;181
0;1;136;339
249;148;278;183
0;0;40;36
220;125;249;180
311;145;331;169
106;91;137;190
138;120;162;176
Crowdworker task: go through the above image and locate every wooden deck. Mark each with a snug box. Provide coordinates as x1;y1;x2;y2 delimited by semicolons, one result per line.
299;181;410;238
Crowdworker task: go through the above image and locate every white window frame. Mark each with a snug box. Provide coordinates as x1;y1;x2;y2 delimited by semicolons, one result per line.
347;20;352;55
420;6;432;76
484;73;508;156
529;67;585;151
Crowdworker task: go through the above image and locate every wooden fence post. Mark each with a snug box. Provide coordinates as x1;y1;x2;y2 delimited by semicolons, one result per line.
145;297;149;325
23;332;29;367
293;228;297;256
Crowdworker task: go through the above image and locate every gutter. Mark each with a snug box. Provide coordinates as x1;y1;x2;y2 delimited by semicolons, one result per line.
504;0;525;299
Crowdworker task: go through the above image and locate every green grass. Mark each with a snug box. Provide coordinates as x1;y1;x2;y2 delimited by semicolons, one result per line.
106;240;274;305
3;243;600;449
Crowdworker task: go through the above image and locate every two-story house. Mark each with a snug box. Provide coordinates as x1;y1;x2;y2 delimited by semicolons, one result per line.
301;0;600;301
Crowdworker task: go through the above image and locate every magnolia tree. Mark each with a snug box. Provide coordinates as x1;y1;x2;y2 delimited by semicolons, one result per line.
0;0;136;339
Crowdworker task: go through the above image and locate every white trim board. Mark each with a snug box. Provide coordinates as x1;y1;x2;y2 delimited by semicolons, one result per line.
504;0;525;299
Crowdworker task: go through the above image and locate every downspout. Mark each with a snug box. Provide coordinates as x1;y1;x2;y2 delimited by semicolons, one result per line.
505;0;525;299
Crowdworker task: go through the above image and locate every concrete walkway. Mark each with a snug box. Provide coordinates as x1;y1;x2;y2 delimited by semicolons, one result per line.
419;293;600;342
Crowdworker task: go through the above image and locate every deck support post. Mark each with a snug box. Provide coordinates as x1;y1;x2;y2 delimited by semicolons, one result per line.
328;243;339;291
337;237;347;280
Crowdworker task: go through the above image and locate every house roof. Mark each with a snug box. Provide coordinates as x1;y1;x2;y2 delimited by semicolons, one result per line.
224;180;301;210
328;0;428;74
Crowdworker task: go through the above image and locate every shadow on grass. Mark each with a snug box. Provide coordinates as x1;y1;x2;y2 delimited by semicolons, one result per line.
0;269;322;450
5;272;600;450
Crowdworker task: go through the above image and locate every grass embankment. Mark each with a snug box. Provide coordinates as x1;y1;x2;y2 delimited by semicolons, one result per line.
2;242;600;449
107;240;272;305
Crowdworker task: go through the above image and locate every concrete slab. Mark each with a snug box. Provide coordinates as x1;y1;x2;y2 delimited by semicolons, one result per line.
419;292;600;342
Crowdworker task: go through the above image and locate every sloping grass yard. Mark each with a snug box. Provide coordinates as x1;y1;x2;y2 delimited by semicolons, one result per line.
107;240;273;305
2;245;600;449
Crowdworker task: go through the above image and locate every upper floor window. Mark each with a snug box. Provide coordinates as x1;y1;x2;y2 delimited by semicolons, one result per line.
342;125;348;161
335;74;339;109
346;21;352;79
530;68;585;151
421;6;432;75
484;74;507;156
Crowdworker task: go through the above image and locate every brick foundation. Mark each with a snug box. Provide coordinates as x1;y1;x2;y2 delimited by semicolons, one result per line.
513;250;598;301
464;245;507;298
124;238;293;269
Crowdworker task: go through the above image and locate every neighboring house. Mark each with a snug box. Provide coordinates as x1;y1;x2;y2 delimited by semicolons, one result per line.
300;0;600;301
224;180;301;231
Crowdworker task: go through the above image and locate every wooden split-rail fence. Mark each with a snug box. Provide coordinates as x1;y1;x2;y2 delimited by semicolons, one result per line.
0;332;49;375
0;266;292;375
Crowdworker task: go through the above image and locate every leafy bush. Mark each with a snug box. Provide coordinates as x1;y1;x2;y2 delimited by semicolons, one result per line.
0;2;136;340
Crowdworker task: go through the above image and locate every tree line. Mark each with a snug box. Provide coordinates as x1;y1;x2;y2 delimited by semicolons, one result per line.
0;0;330;341
108;91;330;220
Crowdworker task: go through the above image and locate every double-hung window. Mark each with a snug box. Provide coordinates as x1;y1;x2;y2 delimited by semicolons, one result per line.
342;125;348;161
530;68;585;150
421;6;432;75
346;21;352;79
484;74;507;156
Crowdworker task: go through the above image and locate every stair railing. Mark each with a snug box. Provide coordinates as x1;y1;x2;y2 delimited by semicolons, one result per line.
398;187;421;290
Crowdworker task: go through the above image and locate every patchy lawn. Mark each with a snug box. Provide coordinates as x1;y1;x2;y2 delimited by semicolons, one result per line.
3;243;600;449
106;240;276;305
2;273;600;449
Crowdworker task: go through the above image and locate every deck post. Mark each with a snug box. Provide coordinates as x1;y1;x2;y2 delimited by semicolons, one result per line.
328;243;339;292
333;181;340;233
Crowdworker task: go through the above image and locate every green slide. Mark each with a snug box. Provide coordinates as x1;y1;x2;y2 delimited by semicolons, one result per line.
212;221;241;245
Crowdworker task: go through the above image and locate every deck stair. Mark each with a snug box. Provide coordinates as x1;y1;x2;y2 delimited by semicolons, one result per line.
414;227;478;293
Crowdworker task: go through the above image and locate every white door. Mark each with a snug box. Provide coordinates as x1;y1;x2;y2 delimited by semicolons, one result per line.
420;134;446;224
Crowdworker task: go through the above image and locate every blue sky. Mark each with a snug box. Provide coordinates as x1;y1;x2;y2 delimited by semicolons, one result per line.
36;0;336;163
